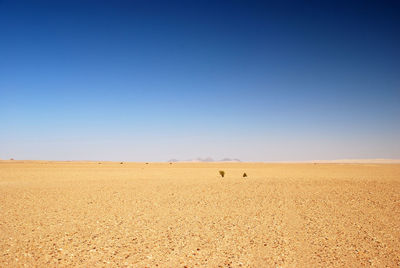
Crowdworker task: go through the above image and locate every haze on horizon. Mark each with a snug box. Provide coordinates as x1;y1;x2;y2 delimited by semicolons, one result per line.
1;0;399;162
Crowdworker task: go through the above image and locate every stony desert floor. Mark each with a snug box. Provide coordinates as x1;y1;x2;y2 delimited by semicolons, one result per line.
0;161;399;267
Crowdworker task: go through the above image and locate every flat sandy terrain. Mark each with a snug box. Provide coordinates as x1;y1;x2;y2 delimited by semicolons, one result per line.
0;161;399;267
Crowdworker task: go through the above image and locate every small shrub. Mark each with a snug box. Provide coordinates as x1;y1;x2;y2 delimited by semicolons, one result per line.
243;172;247;178
219;170;225;178
120;162;123;164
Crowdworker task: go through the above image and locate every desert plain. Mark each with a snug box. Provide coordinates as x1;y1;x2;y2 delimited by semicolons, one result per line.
0;161;399;267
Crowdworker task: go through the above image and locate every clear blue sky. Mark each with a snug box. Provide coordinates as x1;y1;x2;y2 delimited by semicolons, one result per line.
1;0;399;161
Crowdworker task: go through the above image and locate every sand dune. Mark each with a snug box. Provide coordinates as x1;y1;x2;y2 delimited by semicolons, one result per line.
0;161;399;267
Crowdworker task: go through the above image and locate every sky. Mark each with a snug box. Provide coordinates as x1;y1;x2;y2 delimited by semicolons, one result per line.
1;0;399;162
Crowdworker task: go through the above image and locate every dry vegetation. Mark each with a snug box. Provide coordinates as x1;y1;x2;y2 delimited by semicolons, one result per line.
0;161;399;267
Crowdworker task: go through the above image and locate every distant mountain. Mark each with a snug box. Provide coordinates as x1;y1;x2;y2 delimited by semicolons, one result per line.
166;157;241;162
219;158;241;162
195;157;215;162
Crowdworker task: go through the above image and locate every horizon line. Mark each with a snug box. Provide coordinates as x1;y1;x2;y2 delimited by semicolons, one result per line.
2;158;400;164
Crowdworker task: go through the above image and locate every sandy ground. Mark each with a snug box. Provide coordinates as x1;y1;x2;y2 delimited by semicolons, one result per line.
0;161;399;267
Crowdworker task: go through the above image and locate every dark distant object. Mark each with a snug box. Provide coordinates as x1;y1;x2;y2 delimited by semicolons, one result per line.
10;158;14;160
120;162;123;164
219;170;225;178
98;162;102;164
145;162;149;165
243;172;247;177
169;162;172;165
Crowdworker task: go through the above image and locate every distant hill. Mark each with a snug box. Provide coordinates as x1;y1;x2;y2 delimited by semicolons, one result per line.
167;157;241;162
196;157;215;162
219;158;241;162
308;159;400;164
